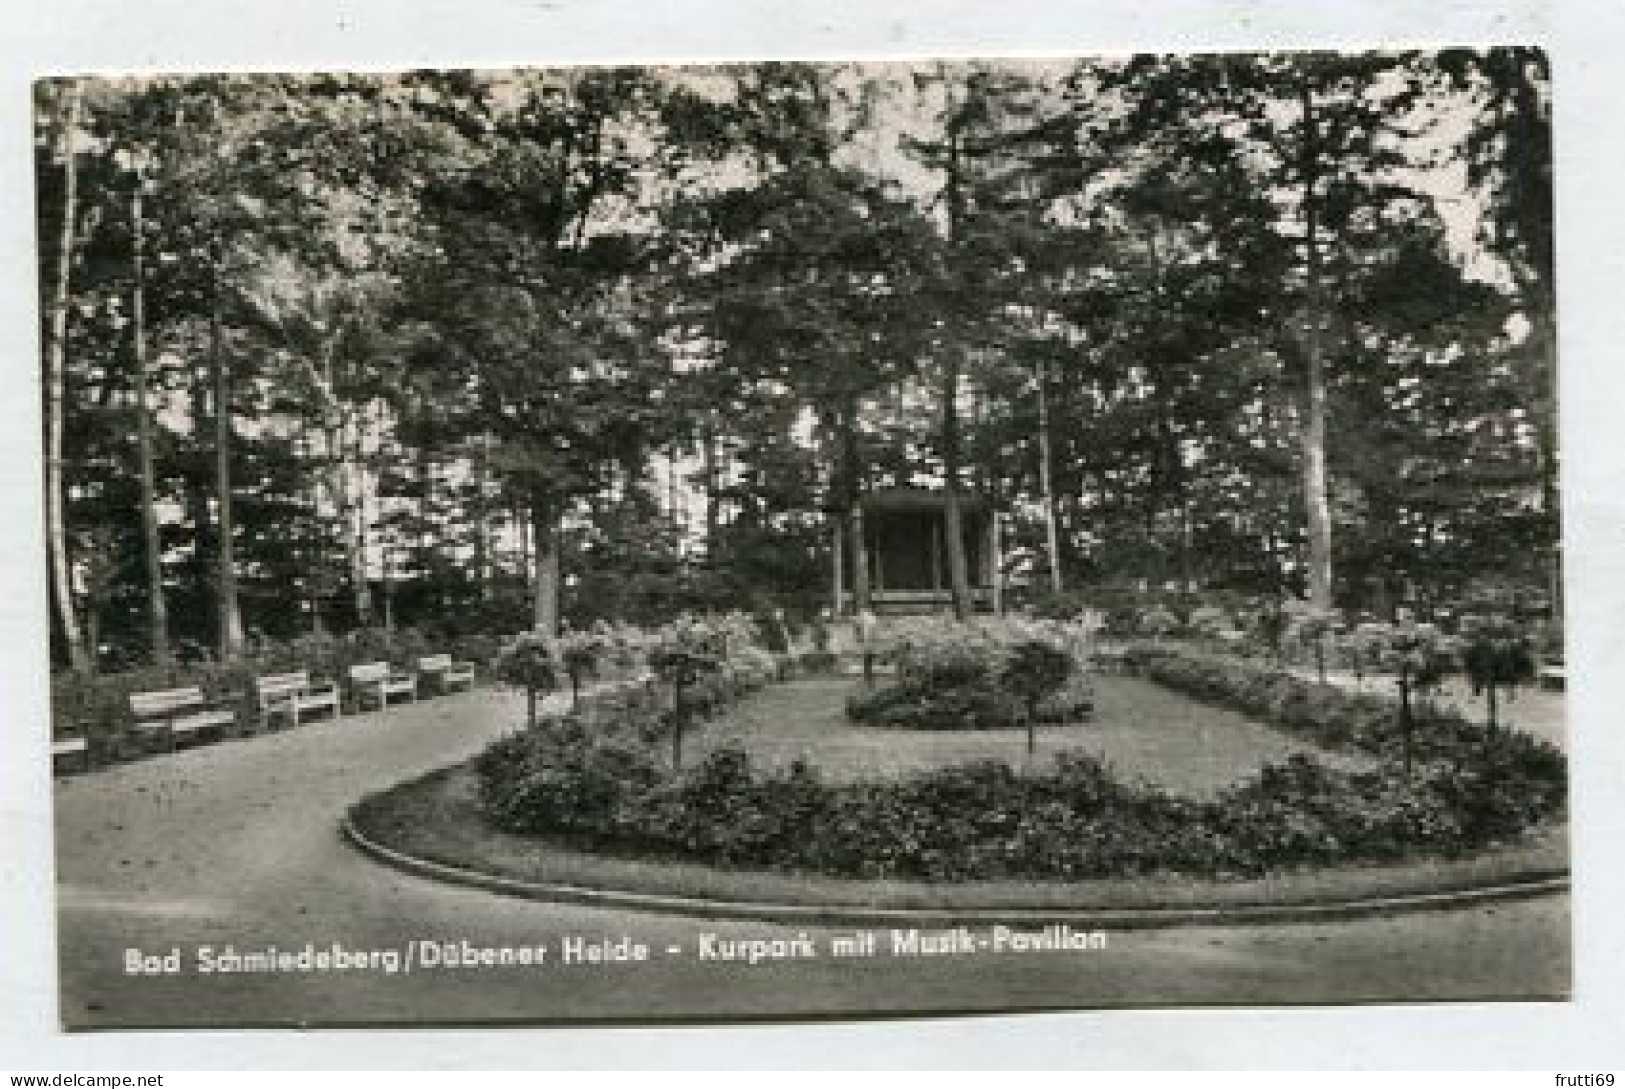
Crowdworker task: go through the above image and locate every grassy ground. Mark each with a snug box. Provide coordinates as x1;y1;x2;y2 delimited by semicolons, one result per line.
684;674;1373;799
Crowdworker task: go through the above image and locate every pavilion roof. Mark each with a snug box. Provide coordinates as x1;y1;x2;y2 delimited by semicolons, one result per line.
857;487;990;514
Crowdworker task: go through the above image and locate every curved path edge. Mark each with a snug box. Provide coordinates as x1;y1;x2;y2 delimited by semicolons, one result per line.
340;806;1569;931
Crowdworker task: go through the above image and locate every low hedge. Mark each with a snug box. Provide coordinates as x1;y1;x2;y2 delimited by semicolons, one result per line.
1123;643;1566;775
845;674;1095;731
474;700;1566;882
843;617;1096;731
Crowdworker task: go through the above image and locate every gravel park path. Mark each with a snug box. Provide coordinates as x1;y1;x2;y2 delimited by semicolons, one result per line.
54;686;1569;1030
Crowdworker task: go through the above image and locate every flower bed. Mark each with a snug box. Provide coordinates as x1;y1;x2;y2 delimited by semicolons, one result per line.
472;653;1567;882
476;725;1565;881
494;612;788;746
845;617;1095;731
1122;643;1565;772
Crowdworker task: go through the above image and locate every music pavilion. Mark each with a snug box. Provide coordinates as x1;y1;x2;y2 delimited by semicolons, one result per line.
829;488;1004;616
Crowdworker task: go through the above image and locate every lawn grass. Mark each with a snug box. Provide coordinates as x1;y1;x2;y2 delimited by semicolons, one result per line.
351;762;1567;914
683;674;1373;799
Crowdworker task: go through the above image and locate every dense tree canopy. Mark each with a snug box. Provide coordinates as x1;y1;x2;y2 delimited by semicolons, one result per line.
36;52;1557;671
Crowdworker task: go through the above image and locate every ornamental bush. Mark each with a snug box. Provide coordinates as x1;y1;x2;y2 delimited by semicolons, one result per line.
474;716;1565;881
1123;643;1564;775
1457;592;1539;730
469;629;1564;883
845;617;1094;731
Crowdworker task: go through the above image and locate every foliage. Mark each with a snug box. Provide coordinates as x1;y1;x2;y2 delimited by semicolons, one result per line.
1456;586;1540;730
493;630;560;726
39;57;1557;678
1123;644;1563;785
1003;639;1074;754
474;707;1565;882
1285;601;1343;682
1003;641;1073;712
556;628;611;708
846;617;1094;731
49;624;502;761
1138;604;1181;641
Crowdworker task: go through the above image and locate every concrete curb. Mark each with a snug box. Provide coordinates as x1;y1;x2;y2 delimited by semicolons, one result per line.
341;809;1568;931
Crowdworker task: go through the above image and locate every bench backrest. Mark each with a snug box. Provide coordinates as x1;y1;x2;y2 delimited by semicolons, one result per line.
255;671;312;701
349;662;390;684
130;687;208;719
418;654;453;672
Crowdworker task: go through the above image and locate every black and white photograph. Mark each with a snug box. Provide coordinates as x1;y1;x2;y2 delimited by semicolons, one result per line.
33;47;1572;1033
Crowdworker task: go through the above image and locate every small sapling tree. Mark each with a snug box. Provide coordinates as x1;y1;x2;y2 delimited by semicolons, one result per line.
1288;603;1342;684
1139;604;1179;644
1255;599;1288;665
649;623;722;769
558;630;608;711
496;631;559;729
1459;590;1538;734
1003;639;1073;759
1377;618;1453;777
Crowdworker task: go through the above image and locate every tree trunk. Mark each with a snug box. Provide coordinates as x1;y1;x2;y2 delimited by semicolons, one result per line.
131;181;172;667
474;433;491;601
846;505;871;615
381;543;395;636
840;399;872;615
939;92;974;622
941;349;973;621
1298;77;1336;611
1036;355;1063;595
1399;669;1413;778
531;497;560;638
702;428;720;551
210;267;245;659
45;81;90;674
348;407;373;627
418;443;435;614
1524;303;1562;626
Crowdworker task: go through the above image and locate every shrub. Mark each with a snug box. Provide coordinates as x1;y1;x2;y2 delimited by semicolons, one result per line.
846;617;1095;731
463;624;1565;884
1457;595;1538;731
50;623;512;766
1138;604;1181;641
475;718;664;836
1124;642;1567;778
1004;640;1074;756
494;631;561;728
474;713;1565;882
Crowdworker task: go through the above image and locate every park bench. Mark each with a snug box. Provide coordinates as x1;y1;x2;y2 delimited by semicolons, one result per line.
416;653;476;695
1093;645;1132;674
129;686;238;752
253;670;342;729
52;732;91;774
348;661;416;711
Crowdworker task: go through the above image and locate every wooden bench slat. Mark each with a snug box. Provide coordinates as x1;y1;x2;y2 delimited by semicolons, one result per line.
130;687;208;717
254;671;342;727
128;685;235;752
349;661;416;709
418;654;476;693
